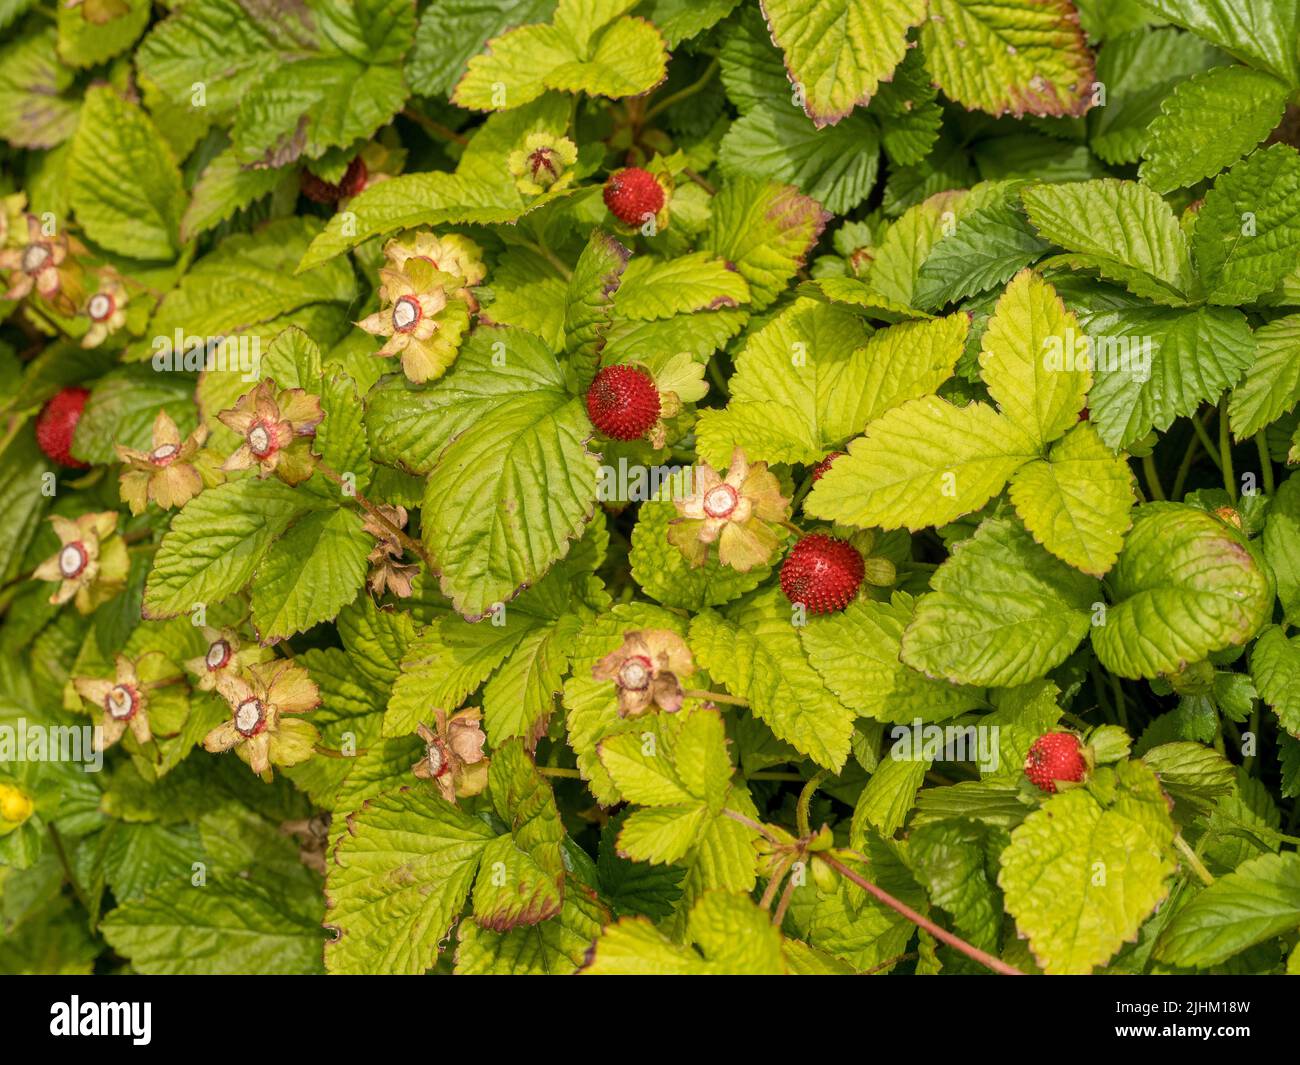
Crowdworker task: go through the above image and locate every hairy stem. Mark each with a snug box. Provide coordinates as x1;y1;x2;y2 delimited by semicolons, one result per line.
644;57;719;120
819;853;1025;976
1174;833;1215;887
1141;453;1166;501
1255;431;1276;496
682;688;749;707
796;769;828;838
402;108;468;145
1218;395;1236;501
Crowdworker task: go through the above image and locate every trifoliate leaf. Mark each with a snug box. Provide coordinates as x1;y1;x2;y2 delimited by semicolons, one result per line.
758;0;926;127
699;300;968;468
582;890;786;974
1021;179;1193;304
1008;421;1135;576
869;189;971;308
455;881;608;975
691;589;856;771
1141;741;1237;816
1140;65;1290;194
324;789;495;974
704;178;829;310
921;0;1096;119
1092;505;1273;679
901;517;1098;687
1155;852;1300;968
801;594;984;723
69;86;185;260
1194;145;1300;305
805;396;1036;531
144;479;313;619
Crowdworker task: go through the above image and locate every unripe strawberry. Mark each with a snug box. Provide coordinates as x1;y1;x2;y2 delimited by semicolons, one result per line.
603;167;665;226
1024;732;1088;793
779;534;864;614
586;365;660;441
300;157;368;204
36;386;90;469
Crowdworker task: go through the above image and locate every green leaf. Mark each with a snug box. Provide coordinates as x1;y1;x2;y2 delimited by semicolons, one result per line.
852;754;928;839
69;86;186;260
999;760;1176;974
564;229;630;389
324;789;495;974
1156;852;1300;968
758;0;926;127
101;875;325;975
805;396;1036;531
182;147;294;242
901;517;1098;687
801;594;984;723
1229;315;1300;439
698;300;968;468
921;0;1096;118
1140;66;1290;194
0;28;79;149
1263;474;1300;624
691;589;857;771
455;881;608;974
614;253;750;320
1008;421;1135;577
1133;0;1300;83
56;0;150;69
1252;627;1300;737
704;178;828;310
908;819;1001;950
1071;301;1255;451
582;890;786;974
0;427;52;584
409;0;556;97
144;479;312;619
70;366;197;466
1194;145;1300;305
250;508;370;642
1092;504;1273;679
596;814;685;918
1021;179;1193;303
718;103;881;214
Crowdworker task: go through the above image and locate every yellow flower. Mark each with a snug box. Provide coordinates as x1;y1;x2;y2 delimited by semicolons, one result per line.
182;626;262;692
412;708;489;803
592;629;695;718
116;410;208;514
81;271;129;348
669;449;790;572
204;660;320;779
357;263;471;383
32;511;128;612
218;379;322;485
0;783;34;830
73;654;153;752
508;133;578;196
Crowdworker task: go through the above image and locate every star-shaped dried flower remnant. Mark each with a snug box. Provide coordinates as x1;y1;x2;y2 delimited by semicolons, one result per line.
218;379;322;485
0;215;70;301
411;707;489;803
592;629;695;718
357;263;471;384
183;626;261;692
32;512;129;612
73;654;153;752
204;660;321;779
81;271;129;348
362;504;418;598
117;410;208;514
508;133;579;196
669;449;790;572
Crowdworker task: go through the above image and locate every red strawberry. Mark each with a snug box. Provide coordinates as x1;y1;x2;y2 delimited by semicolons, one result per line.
1024;732;1088;793
603;168;664;226
780;534;864;614
811;452;843;482
300;157;368;204
36;387;90;469
586;365;660;441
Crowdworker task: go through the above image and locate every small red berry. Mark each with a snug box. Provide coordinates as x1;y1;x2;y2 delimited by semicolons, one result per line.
603;167;665;226
300;157;368;204
35;387;90;469
811;452;844;482
586;365;660;441
779;534;864;614
1024;732;1088;793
